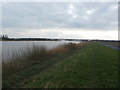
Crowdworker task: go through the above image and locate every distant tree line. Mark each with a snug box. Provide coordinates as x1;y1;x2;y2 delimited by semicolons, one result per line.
0;34;119;42
0;35;9;40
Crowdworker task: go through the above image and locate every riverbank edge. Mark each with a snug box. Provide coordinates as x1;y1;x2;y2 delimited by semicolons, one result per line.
3;42;89;88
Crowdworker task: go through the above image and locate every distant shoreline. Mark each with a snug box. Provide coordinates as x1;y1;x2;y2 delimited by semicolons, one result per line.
0;40;56;41
0;39;120;42
0;37;120;42
0;38;89;42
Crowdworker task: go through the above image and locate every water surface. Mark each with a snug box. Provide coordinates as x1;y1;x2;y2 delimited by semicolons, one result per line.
2;41;80;60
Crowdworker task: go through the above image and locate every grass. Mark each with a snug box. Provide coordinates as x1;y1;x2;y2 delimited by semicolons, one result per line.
24;42;119;88
2;42;89;88
2;42;119;88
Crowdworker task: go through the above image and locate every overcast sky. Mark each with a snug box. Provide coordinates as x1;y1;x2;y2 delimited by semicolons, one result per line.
1;2;118;40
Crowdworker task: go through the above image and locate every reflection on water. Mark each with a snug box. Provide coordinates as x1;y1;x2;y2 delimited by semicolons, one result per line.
2;41;80;60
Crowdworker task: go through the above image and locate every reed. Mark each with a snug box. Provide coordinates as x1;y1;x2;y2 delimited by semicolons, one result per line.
2;42;89;77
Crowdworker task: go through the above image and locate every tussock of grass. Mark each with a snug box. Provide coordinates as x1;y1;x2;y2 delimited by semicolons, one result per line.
3;42;89;78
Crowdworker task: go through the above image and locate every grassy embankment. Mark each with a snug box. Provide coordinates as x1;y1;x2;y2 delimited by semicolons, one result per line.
3;42;88;88
3;42;119;88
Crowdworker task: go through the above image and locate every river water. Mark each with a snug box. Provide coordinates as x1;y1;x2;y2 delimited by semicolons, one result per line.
1;41;80;60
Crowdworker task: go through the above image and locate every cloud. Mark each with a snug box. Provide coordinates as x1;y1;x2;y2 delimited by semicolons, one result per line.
86;9;95;17
3;28;118;40
2;2;118;30
1;2;118;40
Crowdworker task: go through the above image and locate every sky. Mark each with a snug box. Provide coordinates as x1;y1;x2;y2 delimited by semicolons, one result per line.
1;2;118;40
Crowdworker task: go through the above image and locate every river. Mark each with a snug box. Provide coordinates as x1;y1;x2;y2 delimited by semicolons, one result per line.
1;41;81;60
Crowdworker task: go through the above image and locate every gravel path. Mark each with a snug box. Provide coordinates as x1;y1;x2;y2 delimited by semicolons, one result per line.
104;44;120;51
99;42;120;51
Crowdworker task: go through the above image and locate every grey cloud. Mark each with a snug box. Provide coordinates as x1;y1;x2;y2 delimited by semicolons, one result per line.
2;2;118;30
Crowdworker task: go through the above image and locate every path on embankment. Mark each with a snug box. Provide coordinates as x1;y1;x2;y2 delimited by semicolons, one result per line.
98;42;120;51
24;42;119;88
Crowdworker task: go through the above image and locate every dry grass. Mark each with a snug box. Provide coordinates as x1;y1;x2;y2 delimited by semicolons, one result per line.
49;46;69;55
2;42;89;77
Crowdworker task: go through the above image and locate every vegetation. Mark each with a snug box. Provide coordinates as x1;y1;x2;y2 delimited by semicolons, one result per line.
0;35;9;40
2;42;119;88
24;42;119;88
3;42;89;88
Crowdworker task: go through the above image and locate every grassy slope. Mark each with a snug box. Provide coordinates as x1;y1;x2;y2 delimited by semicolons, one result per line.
24;42;119;88
3;43;86;88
